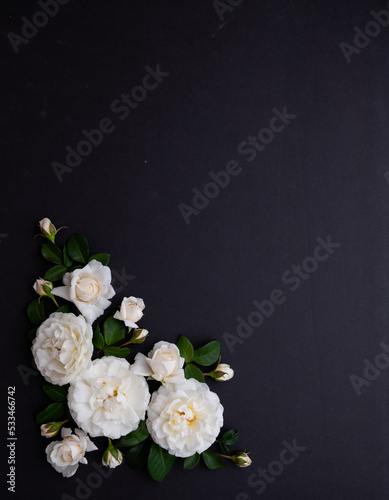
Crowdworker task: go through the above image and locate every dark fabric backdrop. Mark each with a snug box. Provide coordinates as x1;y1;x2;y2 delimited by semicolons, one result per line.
2;0;389;499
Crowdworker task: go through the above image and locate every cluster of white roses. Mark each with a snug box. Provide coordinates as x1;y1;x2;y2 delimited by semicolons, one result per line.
31;219;241;479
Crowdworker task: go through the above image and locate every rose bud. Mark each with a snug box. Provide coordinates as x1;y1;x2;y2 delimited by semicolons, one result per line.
34;278;53;297
40;421;65;439
102;440;123;469
212;363;234;382
131;329;149;344
231;452;252;468
39;218;57;242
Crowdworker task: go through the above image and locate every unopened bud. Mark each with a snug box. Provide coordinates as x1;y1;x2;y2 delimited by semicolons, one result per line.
34;278;53;297
39;218;57;242
212;363;234;382
40;421;64;438
102;441;123;468
232;452;252;468
131;328;149;344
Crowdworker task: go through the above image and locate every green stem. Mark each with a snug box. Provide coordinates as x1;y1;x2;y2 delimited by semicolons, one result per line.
50;295;59;308
116;339;133;348
97;345;108;354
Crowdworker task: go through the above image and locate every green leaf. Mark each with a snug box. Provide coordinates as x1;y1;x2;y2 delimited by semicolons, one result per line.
41;242;63;265
26;298;45;325
43;265;67;282
35;402;65;425
103;316;126;345
126;440;151;469
104;346;131;358
66;234;89;263
147;442;176;482
218;442;230;455
92;325;105;350
56;305;70;313
116;420;149;447
89;253;110;266
67;265;83;272
202;450;225;470
184;363;204;383
27;327;37;341
220;429;239;446
176;335;194;363
42;383;68;402
192;341;221;366
183;453;200;470
63;246;73;268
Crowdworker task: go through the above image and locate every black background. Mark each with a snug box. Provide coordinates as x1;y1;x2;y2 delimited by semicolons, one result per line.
2;0;389;499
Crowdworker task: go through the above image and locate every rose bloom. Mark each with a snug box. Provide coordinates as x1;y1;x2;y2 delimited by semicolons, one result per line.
132;341;185;385
52;260;115;324
147;378;224;458
32;312;93;386
114;296;145;328
68;357;150;439
46;427;97;478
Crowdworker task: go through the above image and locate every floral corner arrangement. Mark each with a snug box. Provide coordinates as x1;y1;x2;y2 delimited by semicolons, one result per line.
27;218;252;480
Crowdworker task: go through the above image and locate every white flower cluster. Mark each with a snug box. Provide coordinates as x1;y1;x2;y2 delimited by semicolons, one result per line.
31;219;234;478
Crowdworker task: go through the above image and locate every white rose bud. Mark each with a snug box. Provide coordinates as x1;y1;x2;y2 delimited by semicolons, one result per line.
34;278;53;297
131;329;149;344
213;363;234;382
39;218;57;241
114;296;145;328
102;441;123;469
232;452;252;468
40;421;64;438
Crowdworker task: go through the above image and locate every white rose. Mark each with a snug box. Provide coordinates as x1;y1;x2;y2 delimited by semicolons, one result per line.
113;296;145;328
132;341;185;384
147;378;224;458
52;260;115;323
32;312;93;386
68;357;150;439
46;427;97;478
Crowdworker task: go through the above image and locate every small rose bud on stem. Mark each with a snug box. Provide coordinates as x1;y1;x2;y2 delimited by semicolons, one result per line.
38;218;63;243
102;438;123;469
207;363;234;382
33;279;59;307
116;329;149;349
231;452;252;468
130;328;149;344
40;420;69;438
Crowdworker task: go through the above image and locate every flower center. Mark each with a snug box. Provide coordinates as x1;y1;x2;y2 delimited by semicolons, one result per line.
76;277;100;302
168;403;198;433
91;377;126;412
